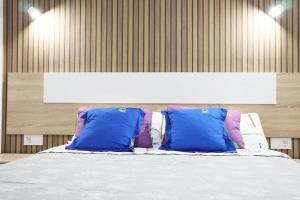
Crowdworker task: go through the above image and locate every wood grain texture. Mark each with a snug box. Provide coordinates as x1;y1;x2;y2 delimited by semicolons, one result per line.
6;73;300;138
0;154;32;164
3;0;300;155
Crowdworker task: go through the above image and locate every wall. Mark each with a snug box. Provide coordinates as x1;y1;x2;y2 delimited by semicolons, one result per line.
0;0;3;153
3;0;300;154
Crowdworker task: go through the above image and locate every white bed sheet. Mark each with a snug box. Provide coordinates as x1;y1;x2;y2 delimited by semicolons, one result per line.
1;145;299;200
41;144;290;159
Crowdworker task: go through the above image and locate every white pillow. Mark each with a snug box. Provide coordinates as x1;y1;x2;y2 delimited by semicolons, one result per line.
240;113;269;151
151;112;166;148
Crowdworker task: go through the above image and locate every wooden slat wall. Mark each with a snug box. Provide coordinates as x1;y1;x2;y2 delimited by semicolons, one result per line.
3;0;300;155
4;0;300;74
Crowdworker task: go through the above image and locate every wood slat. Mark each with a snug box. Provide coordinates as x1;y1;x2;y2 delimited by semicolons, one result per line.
247;0;254;72
294;139;300;159
21;135;27;153
48;0;55;72
170;0;177;72
59;0;66;72
224;0;230;72
53;0;60;71
22;0;29;73
236;0;242;72
5;135;11;153
198;0;204;71
214;0;220;72
176;0;181;72
106;0;112;72
230;0;236;72
12;0;18;73
293;0;299;73
69;0;75;72
127;0;133;72
187;0;192;72
74;0;81;72
10;135;16;153
138;0;144;72
84;0;91;72
90;0;97;72
154;0;160;72
275;0;281;72
43;135;48;151
17;0;23;73
208;0;215;72
160;0;166;72
181;0;188;71
132;0;139;71
165;0;171;72
122;0;128;71
242;0;248;72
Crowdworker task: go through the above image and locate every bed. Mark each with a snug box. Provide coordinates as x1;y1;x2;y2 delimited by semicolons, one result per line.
3;73;300;199
0;146;300;200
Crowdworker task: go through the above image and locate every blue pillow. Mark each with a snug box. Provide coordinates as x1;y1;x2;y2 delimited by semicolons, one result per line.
160;108;236;153
66;107;145;152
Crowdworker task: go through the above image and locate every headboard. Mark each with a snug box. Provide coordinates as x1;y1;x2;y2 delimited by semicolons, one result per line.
6;73;300;138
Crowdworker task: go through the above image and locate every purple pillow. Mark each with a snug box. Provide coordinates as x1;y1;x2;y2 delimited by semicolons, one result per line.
74;107;153;148
166;106;245;149
134;109;153;148
224;110;244;149
74;107;90;137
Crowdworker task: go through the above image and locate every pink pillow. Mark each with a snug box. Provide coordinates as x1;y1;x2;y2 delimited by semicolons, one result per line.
74;107;90;137
134;109;153;148
166;106;245;149
224;110;244;149
74;107;153;148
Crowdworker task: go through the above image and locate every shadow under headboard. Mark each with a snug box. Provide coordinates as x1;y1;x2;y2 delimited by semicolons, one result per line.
6;73;300;138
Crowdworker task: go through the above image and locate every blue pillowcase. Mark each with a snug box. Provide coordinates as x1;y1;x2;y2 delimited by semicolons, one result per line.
66;107;145;152
160;108;236;153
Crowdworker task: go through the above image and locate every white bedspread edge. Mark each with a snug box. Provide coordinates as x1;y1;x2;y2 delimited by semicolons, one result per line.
39;145;290;159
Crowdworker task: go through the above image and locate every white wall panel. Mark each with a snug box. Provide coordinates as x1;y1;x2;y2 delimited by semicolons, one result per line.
44;73;276;104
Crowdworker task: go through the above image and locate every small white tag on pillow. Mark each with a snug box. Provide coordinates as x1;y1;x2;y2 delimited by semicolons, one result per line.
119;108;127;113
201;108;209;114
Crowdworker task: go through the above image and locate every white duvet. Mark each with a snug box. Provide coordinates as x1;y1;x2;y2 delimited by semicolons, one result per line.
43;144;289;158
0;146;300;200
